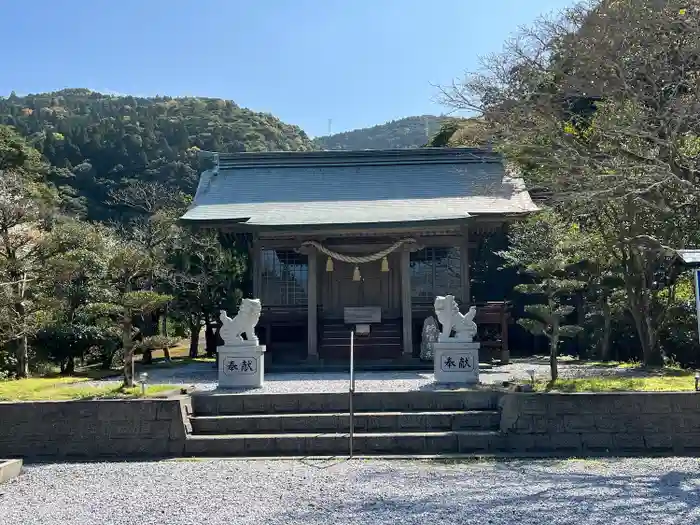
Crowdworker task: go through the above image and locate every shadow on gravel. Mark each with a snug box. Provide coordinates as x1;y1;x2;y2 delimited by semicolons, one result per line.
279;459;700;524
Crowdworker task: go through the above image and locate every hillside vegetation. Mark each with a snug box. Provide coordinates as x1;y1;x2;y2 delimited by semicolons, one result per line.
0;89;314;220
314;115;444;150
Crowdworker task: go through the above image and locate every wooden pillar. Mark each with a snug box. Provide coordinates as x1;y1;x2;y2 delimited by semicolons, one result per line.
307;248;318;359
460;226;471;308
501;306;510;364
252;236;262;299
400;248;412;356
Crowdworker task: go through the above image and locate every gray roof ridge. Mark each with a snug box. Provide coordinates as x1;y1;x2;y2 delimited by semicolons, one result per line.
204;147;501;170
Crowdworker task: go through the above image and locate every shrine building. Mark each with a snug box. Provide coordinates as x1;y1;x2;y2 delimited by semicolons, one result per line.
180;148;538;365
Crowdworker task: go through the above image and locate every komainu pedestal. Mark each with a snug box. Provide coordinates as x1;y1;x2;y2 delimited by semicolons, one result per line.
217;298;265;389
218;344;265;388
432;294;480;384
433;341;479;384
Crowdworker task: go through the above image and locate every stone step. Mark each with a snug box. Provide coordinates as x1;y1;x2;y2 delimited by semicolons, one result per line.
323;322;401;328
320;347;403;361
190;410;500;434
322;330;401;337
322;326;401;332
322;334;401;341
184;430;502;456
321;340;402;348
191;391;500;416
322;337;401;343
323;333;400;338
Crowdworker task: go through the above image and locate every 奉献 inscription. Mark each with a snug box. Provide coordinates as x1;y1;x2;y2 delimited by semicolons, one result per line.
440;353;475;373
223;357;258;375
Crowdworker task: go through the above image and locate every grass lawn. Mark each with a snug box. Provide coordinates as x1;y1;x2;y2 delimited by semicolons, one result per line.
137;341;215;367
146;356;215;369
536;371;697;392
578;360;642;369
0;376;180;401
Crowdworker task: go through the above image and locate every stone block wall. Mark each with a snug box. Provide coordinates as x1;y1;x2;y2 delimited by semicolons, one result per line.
500;392;700;455
0;397;189;461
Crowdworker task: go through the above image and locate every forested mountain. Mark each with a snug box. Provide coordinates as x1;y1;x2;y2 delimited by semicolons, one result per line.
0;89;314;220
313;115;444;150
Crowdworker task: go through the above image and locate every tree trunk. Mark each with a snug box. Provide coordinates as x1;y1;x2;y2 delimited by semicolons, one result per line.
163;346;171;361
14;293;28;377
626;285;660;366
142;349;153;365
643;312;661;365
101;346;114;369
205;321;221;357
550;318;560;382
15;334;28;378
161;306;168;337
65;356;75;375
623;244;662;366
600;298;612;361
575;293;586;359
122;317;135;387
189;317;201;358
549;338;559;382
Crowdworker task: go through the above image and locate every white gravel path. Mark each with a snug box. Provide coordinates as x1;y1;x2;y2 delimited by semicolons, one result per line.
82;359;654;394
2;458;699;524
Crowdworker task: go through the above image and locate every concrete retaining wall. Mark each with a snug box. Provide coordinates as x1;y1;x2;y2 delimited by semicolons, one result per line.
4;391;700;460
0;397;189;461
500;392;700;455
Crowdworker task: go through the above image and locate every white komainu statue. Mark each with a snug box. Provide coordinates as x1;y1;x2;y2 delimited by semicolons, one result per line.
433;295;477;342
219;298;262;346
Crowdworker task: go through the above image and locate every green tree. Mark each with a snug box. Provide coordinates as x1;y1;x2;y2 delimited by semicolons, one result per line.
314;116;444;150
82;239;172;386
166;229;245;357
440;0;700;365
109;181;187;337
0;172;47;377
34;219;115;372
500;210;586;380
0;90;314;221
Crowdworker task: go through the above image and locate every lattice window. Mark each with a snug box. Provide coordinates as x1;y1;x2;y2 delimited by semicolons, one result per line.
261;249;308;305
410;247;461;302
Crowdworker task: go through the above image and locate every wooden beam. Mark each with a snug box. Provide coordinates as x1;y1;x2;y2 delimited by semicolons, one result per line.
256;224;464;239
307;248;318;359
400;248;412;356
258;236;479;250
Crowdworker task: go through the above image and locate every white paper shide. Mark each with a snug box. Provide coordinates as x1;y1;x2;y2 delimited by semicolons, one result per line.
217;298;266;388
432;294;480;384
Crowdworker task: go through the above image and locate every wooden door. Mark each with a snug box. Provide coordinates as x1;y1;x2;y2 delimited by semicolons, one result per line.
321;254;400;319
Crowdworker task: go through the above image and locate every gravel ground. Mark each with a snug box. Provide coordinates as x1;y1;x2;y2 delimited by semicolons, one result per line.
2;458;699;524
81;358;656;394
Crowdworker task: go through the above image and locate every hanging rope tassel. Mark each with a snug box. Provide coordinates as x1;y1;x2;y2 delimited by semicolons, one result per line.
326;256;334;272
381;256;389;272
353;265;361;281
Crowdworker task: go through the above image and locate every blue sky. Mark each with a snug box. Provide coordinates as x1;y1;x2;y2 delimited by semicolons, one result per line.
1;0;574;137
